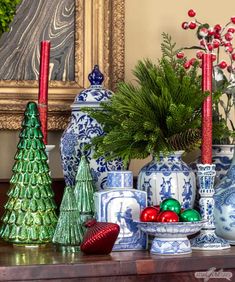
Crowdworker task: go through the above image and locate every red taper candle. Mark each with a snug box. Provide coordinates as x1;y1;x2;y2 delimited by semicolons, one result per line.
201;53;213;164
38;41;50;145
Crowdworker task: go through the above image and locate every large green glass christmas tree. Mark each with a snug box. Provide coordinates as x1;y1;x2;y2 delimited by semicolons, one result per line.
53;186;84;252
74;156;96;224
0;102;58;245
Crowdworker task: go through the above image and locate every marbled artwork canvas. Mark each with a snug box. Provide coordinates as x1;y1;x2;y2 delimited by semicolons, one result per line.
0;0;75;81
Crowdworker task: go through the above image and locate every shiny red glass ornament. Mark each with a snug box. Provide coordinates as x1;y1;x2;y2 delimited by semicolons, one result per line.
140;207;160;222
157;211;179;222
80;219;120;255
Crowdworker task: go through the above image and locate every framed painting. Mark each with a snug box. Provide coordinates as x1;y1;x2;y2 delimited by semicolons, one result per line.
0;0;125;130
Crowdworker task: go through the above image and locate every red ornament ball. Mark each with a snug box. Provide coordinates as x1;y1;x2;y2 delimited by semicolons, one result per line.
189;21;197;30
219;61;227;69
182;22;188;30
80;219;120;255
188;9;196;17
140;206;159;222
157;211;179;222
232;53;235;60
176;52;184;59
231;16;235;24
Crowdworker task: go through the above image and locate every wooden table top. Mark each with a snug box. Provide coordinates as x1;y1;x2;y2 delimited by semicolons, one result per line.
0;241;234;281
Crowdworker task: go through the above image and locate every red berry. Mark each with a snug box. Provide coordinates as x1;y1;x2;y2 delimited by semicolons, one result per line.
225;33;233;41
225;46;233;53
232;53;235;60
214;33;221;39
183;61;191;69
176;52;184;59
207;44;213;51
188;9;196;17
196;51;204;59
224;42;232;47
219;61;227;69
211;54;217;62
228;27;235;33
208;28;214;36
214;24;222;32
182;22;188;30
213;39;220;48
231;17;235;24
189;58;196;65
189;21;197;29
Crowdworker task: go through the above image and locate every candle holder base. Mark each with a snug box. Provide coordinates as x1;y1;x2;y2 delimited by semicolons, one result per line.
191;230;230;250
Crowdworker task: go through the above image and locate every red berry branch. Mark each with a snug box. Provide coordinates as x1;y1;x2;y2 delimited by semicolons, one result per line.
179;9;235;74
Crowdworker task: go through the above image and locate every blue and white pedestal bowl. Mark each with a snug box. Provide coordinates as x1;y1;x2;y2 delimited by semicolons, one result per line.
137;151;196;209
136;221;205;255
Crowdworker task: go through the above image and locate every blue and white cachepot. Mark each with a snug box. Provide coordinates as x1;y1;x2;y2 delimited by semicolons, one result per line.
60;65;123;190
214;149;235;244
94;170;147;251
137;151;196;209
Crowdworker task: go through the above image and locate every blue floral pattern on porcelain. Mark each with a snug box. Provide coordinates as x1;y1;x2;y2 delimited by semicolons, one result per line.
107;171;133;188
60;65;123;189
214;154;235;244
137;151;196;208
94;188;147;251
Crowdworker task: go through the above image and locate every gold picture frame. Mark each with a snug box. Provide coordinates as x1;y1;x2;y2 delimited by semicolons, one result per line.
0;0;125;130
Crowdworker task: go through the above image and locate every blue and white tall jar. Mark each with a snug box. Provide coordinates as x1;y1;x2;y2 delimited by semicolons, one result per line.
137;151;196;209
60;65;123;190
94;170;147;251
214;148;235;244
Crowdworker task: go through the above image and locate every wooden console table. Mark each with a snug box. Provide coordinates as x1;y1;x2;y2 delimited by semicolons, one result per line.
0;241;234;281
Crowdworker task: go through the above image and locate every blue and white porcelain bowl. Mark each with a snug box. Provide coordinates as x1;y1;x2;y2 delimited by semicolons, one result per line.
107;171;133;189
136;221;205;255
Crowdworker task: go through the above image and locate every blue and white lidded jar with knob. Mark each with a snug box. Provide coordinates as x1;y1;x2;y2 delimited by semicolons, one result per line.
60;65;123;190
94;170;148;251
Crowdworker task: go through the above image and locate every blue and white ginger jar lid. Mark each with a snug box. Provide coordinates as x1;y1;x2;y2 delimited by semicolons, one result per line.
72;65;113;109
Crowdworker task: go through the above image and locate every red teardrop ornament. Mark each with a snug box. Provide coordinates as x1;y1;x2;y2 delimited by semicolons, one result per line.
80;220;120;255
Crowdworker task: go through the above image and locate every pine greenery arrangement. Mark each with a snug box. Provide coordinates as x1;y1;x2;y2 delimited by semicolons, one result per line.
0;0;21;37
85;33;227;166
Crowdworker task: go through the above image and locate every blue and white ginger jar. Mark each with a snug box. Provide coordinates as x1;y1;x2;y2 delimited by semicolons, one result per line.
60;65;123;190
137;151;196;209
214;147;235;244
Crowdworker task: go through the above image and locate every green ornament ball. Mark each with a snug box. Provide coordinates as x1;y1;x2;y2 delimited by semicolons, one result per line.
160;198;181;215
180;209;202;222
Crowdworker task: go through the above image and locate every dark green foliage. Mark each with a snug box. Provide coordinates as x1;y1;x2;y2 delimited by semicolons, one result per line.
84;34;208;165
0;102;58;245
0;0;21;37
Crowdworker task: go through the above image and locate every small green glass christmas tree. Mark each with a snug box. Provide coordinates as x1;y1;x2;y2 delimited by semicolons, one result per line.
0;102;58;246
74;156;96;224
53;186;84;252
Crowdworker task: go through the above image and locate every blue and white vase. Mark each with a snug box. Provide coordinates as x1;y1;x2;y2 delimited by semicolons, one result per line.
94;170;147;251
60;65;123;190
214;148;235;245
137;151;196;209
